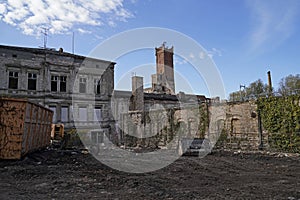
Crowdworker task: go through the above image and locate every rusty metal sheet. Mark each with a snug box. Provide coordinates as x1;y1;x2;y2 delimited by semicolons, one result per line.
0;98;53;159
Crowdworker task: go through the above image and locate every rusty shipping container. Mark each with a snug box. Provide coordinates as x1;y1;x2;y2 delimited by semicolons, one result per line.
0;98;53;159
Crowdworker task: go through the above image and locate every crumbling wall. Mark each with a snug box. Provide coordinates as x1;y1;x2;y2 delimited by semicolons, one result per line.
120;106;202;148
212;101;269;150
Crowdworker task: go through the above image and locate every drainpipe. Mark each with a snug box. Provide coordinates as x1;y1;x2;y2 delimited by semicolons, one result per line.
258;109;263;150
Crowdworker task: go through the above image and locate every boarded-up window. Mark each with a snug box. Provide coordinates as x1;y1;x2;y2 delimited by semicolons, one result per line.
79;107;87;121
8;71;18;89
61;107;68;122
79;78;86;93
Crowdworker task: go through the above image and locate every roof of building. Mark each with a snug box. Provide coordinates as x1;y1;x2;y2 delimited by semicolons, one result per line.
112;90;132;98
0;44;115;64
113;90;208;103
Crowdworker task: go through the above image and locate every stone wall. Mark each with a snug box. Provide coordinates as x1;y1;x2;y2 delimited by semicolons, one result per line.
116;99;270;151
211;101;269;151
119;106;203;148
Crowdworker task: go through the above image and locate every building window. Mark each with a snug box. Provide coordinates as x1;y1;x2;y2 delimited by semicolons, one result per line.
94;79;101;94
79;106;87;121
8;71;18;89
51;75;67;92
91;131;104;144
51;76;58;91
60;76;67;92
49;106;56;123
28;73;37;90
79;78;86;93
61;106;68;122
93;106;102;121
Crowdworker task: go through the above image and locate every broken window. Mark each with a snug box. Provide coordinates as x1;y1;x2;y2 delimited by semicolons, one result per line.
8;71;18;89
61;106;68;122
60;76;67;92
94;79;101;94
28;73;37;90
51;76;58;91
79;106;87;121
79;78;86;93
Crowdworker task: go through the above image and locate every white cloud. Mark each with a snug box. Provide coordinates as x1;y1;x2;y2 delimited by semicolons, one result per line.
247;0;300;53
108;20;117;27
77;28;92;34
94;34;104;40
189;53;195;59
0;3;6;14
174;56;187;65
0;0;133;36
206;48;222;58
199;51;205;59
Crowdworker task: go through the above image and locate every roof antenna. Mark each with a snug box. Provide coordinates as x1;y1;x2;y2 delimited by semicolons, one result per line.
41;27;49;49
72;31;75;54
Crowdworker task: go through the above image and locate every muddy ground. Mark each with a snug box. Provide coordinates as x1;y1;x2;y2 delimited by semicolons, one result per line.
0;149;299;200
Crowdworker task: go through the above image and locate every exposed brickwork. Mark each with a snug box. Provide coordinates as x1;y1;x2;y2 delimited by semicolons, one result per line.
151;43;175;94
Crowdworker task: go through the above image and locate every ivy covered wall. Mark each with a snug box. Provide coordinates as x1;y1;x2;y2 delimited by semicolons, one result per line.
258;95;300;153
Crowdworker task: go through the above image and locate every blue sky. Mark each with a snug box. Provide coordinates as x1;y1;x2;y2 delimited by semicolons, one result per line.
0;0;299;98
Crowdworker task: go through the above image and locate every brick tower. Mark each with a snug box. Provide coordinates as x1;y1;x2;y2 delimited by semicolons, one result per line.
152;43;175;94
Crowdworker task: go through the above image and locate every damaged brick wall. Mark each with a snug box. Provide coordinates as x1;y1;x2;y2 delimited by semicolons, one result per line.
212;101;269;151
120;106;202;148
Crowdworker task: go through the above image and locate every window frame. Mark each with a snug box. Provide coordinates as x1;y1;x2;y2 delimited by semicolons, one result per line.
94;79;101;94
51;75;58;92
27;72;37;91
8;71;19;89
60;76;67;92
79;77;87;93
93;106;102;121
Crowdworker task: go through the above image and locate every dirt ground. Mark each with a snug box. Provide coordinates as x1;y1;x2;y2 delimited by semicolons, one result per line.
0;148;299;200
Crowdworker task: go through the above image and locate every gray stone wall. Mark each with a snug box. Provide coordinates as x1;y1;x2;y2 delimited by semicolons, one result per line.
211;101;269;150
116;98;269;151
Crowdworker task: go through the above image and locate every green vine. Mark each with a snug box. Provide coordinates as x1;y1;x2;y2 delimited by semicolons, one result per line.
198;104;209;138
257;95;300;153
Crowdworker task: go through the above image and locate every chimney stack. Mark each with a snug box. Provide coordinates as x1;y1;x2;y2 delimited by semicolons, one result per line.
131;76;144;111
267;71;273;95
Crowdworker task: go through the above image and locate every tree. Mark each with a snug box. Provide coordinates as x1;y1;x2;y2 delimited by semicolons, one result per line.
229;79;269;101
245;79;269;98
229;91;244;102
278;74;300;96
